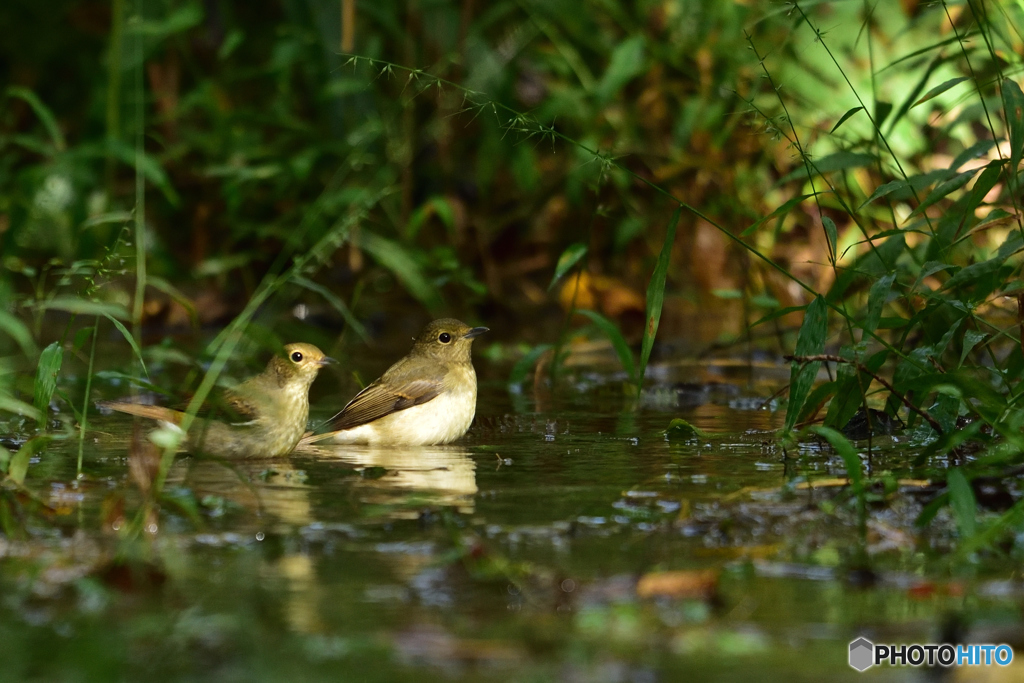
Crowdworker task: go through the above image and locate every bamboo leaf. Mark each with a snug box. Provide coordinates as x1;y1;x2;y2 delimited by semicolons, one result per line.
742;194;813;236
830;106;863;134
822;216;838;263
912;77;969;108
638;208;680;387
549;243;588;291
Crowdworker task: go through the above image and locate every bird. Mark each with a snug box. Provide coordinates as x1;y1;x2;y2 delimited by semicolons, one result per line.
99;343;333;459
301;318;487;446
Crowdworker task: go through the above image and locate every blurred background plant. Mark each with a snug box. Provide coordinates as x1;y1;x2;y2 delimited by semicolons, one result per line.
3;0;1024;549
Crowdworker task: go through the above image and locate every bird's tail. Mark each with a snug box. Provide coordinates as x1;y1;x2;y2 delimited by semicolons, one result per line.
97;401;186;426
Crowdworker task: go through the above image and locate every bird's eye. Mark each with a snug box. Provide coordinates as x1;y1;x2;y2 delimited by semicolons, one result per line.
290;351;304;363
438;332;452;344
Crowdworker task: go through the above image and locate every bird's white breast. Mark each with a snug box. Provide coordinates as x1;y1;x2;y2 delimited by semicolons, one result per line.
325;375;477;446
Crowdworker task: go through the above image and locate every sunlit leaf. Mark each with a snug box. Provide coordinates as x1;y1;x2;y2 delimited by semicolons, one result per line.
859;179;909;208
577;309;636;384
549;243;588;291
638;208;680;387
785;296;827;433
912;77;969;108
830;106;863;134
32;341;63;421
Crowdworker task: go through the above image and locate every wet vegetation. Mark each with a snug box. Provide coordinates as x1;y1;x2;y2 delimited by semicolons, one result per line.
4;0;1024;679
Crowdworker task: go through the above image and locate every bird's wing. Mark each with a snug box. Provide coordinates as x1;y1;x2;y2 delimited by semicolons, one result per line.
97;401;186;426
324;361;446;432
217;386;263;424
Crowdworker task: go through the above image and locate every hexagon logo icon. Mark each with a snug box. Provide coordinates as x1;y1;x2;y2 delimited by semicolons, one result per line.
849;637;874;671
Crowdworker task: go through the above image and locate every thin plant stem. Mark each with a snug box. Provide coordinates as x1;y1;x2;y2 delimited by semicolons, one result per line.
77;319;99;478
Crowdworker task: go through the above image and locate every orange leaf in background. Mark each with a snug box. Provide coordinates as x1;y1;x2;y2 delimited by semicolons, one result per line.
636;569;719;600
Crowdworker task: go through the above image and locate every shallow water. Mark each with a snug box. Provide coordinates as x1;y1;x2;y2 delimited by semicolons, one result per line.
2;362;1020;682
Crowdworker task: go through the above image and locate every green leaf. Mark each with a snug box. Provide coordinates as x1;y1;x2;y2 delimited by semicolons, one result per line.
785;296;827;433
38;296;130;320
577;309;636;384
822;216;838;263
778;152;876;184
859;179;909;208
798;380;836;423
665;418;709;441
508;344;553;388
1003;79;1024;172
810;426;863;491
102;314;148;378
6;86;65;151
32;341;63;421
407;196;456;240
0;389;43;422
742;194;814;236
750;305;806;329
875;100;893;128
292;276;370;343
830;107;863;134
908;168;979;217
912;77;969;108
959;330;986;367
946;468;976;539
548;243;588;291
596;35;646;102
0;309;38;357
865;273;895;333
823;349;888;431
8;436;51;485
638;208;680;388
359;231;443;311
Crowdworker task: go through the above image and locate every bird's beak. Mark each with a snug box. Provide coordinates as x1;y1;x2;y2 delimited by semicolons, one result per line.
319;357;338;366
464;327;489;339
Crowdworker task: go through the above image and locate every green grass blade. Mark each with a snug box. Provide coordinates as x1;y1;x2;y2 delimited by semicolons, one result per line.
8;436;51;485
946;468;977;540
104;313;148;378
638;208;680;389
577;309;636;384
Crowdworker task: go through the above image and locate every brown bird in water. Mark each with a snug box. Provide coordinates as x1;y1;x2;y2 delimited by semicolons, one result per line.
301;319;487;446
100;343;333;459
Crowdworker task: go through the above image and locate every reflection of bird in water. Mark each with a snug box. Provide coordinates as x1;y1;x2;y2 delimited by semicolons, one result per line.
164;458;315;529
298;444;477;515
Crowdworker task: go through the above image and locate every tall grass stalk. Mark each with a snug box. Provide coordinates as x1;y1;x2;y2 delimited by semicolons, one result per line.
77;320;98;478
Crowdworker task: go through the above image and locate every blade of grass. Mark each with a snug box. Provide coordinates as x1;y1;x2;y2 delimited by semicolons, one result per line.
577;309;637;385
638;207;680;390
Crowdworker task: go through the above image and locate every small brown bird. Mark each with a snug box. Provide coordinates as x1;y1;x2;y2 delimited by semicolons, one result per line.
100;343;333;459
302;319;487;446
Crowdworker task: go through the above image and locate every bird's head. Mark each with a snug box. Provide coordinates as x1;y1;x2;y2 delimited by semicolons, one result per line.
274;343;334;387
410;318;488;363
